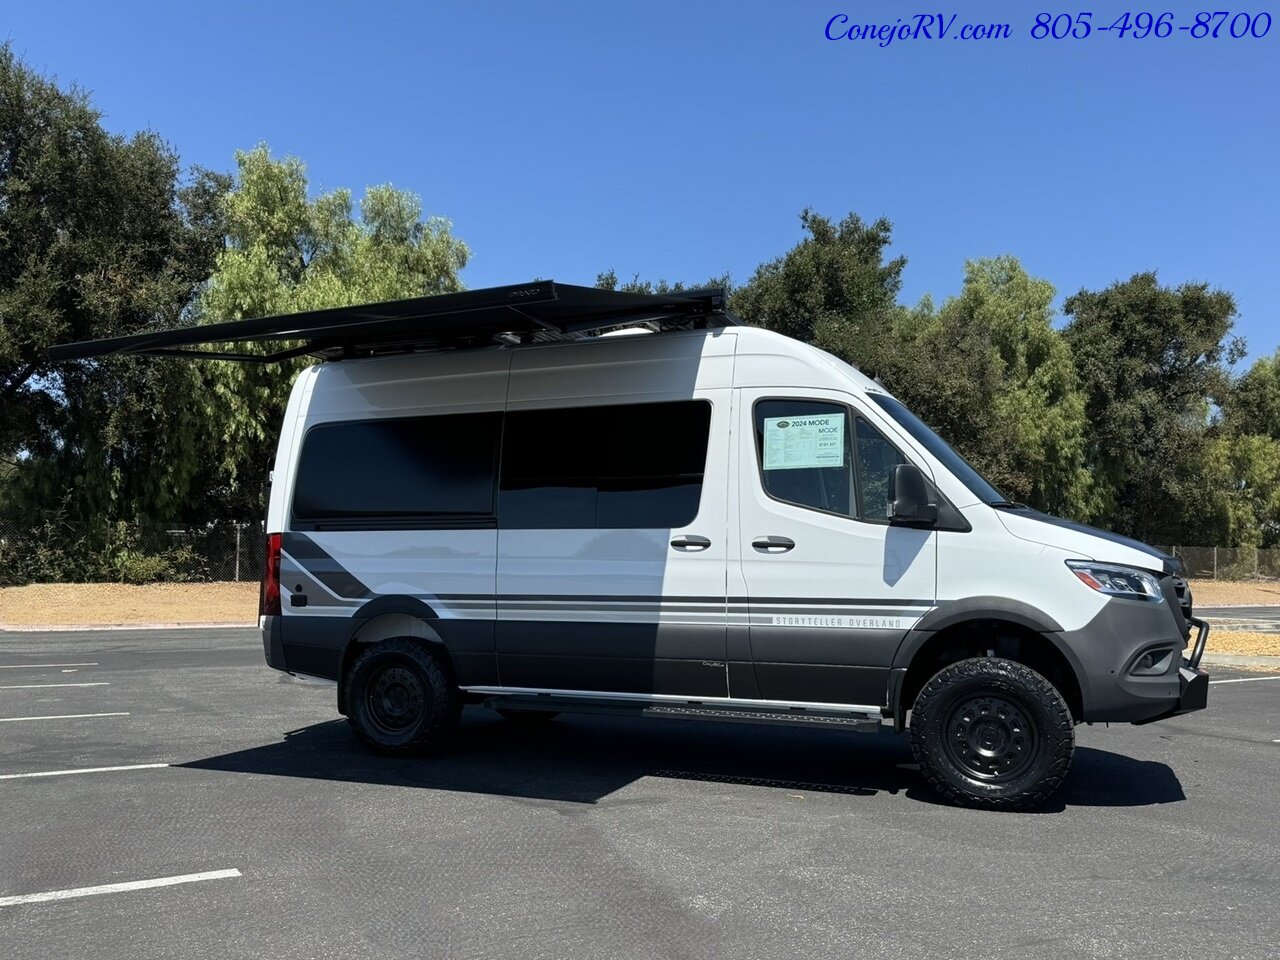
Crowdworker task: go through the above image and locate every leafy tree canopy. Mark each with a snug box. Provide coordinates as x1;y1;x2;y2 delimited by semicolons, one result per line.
193;146;470;517
730;209;905;362
883;257;1094;518
0;43;229;522
593;269;733;296
1063;272;1242;543
1222;349;1280;440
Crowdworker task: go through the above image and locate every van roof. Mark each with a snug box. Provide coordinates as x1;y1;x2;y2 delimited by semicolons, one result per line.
46;281;736;363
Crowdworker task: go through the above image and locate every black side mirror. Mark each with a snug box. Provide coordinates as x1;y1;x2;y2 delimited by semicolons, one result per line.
888;463;938;526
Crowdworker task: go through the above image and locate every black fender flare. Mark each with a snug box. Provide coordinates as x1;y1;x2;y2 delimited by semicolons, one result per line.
349;594;440;626
336;595;442;713
886;597;1087;726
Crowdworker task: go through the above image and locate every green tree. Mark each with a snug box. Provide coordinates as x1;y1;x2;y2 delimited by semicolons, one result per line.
730;209;905;371
1204;434;1280;547
1063;272;1243;543
729;214;1091;517
1222;349;1280;440
880;258;1094;517
593;269;732;296
1205;350;1280;547
0;43;230;523
194;146;470;517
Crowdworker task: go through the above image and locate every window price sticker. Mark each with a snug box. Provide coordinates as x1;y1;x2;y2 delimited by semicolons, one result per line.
763;414;846;470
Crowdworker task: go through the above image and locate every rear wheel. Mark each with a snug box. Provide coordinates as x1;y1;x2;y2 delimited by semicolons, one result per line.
344;638;460;755
910;657;1074;811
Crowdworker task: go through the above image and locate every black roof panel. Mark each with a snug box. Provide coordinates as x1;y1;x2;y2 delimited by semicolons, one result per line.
47;281;735;363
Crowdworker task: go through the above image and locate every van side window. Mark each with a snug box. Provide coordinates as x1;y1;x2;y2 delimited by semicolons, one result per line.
855;417;907;521
754;400;854;517
500;400;712;529
292;412;500;525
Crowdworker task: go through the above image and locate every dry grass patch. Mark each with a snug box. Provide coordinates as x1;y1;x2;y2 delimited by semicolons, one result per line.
1204;630;1280;658
1189;580;1280;607
0;582;258;626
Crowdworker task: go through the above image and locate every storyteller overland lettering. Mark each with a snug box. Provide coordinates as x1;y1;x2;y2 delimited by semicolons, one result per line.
770;614;918;629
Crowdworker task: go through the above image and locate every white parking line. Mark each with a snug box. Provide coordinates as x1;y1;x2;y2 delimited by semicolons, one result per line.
0;869;241;908
1209;676;1280;685
0;712;128;723
0;763;168;781
0;663;98;670
0;682;109;690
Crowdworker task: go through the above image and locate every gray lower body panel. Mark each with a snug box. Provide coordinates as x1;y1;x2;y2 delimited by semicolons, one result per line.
1059;597;1202;723
497;620;727;697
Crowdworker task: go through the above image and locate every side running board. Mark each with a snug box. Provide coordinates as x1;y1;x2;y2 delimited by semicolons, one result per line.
465;688;885;733
643;703;881;731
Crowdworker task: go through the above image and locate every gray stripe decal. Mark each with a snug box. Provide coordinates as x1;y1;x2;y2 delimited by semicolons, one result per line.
281;533;373;599
440;593;937;607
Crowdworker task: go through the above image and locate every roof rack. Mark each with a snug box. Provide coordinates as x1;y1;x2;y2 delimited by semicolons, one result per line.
46;281;737;363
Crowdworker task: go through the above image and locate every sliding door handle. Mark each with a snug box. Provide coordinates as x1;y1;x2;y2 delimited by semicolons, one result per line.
671;535;712;551
752;536;795;553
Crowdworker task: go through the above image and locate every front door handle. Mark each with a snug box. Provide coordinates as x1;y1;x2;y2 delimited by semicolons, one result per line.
752;536;795;553
671;535;712;552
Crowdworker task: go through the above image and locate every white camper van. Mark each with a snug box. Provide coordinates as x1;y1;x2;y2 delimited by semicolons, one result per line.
50;282;1209;810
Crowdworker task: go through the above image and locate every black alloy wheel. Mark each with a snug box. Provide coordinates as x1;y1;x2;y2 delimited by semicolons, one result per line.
940;693;1039;783
344;638;461;755
910;657;1075;811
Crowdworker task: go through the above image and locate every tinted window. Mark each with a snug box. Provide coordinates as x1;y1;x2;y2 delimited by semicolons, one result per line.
867;393;1006;504
754;400;853;517
292;412;500;523
855;417;907;521
500;400;712;529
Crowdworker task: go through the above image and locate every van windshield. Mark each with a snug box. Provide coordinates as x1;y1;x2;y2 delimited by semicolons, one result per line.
867;393;1008;505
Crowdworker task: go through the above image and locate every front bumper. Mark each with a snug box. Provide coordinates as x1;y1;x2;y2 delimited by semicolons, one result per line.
1133;616;1209;724
1062;601;1211;724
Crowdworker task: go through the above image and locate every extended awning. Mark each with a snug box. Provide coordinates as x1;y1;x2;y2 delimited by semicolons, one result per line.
46;281;735;363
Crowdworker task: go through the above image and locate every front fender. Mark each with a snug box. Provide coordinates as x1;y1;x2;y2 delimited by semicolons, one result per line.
887;598;1088;728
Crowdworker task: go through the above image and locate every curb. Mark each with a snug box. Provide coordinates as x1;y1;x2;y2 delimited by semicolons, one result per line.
0;622;255;633
1197;603;1280;609
1201;652;1280;669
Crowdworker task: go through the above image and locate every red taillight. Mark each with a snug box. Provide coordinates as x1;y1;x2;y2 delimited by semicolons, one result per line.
261;532;282;616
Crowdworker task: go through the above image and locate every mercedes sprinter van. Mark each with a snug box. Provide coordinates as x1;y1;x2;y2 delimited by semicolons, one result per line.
50;282;1210;810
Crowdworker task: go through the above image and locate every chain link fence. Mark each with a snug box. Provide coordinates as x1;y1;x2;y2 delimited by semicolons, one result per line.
0;519;266;586
1154;546;1280;581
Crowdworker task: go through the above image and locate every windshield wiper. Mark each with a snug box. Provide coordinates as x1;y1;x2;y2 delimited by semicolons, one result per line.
988;500;1026;509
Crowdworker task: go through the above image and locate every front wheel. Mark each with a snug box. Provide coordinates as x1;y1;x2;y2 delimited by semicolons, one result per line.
344;638;461;755
910;657;1074;811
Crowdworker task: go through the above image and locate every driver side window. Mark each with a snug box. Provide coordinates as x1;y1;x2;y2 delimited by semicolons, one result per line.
754;400;853;517
855;417;907;521
752;399;909;522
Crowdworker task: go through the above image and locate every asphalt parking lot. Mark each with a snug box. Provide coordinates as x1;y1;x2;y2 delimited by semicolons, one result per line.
0;628;1277;960
1203;605;1280;633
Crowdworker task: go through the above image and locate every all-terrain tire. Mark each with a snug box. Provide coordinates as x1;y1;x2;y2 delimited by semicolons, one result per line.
910;657;1074;811
344;638;461;755
496;708;560;724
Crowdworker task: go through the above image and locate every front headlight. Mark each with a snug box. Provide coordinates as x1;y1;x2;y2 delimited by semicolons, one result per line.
1066;561;1163;601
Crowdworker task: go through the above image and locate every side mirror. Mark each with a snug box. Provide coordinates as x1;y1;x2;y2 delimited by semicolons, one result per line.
888;463;938;526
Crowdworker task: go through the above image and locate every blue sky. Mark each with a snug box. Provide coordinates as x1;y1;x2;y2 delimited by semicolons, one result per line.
6;1;1277;359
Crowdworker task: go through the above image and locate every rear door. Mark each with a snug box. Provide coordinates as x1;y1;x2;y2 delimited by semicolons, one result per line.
495;395;730;697
733;389;936;706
